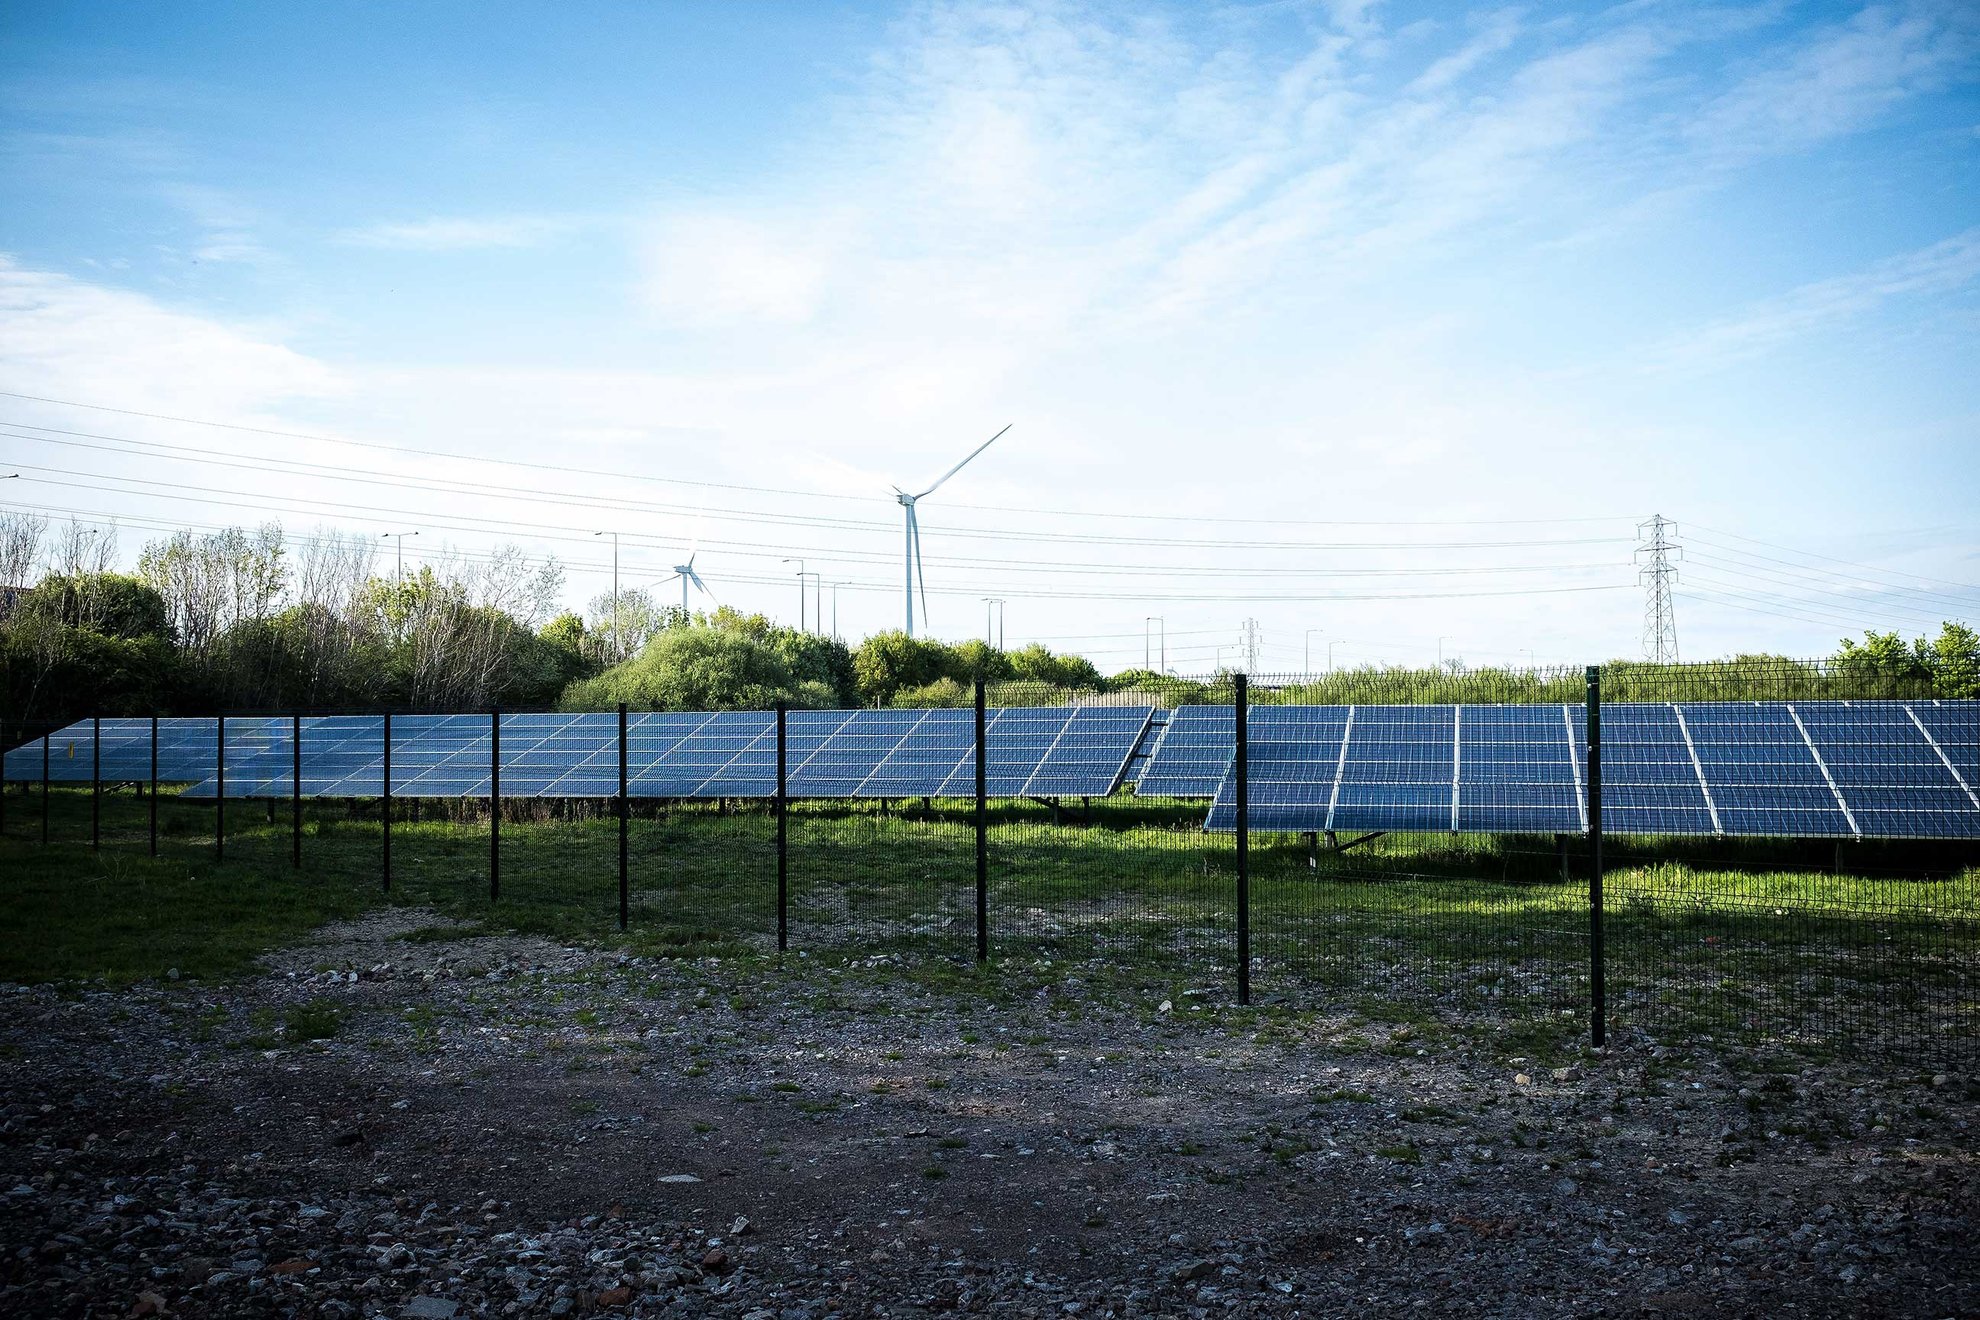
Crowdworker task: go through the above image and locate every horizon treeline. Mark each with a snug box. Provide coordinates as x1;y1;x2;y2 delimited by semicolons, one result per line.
1;514;1974;727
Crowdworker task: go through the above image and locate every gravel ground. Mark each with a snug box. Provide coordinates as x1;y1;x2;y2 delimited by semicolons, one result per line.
0;909;1973;1319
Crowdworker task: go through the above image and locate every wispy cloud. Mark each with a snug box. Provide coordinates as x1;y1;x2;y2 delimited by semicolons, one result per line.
1689;1;1980;160
334;215;585;251
1651;227;1980;371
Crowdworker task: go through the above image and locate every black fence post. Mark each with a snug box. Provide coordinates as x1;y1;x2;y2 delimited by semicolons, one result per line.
618;703;630;932
1585;664;1605;1048
40;729;50;845
0;713;7;841
974;680;988;963
1234;672;1251;1007
215;714;226;863
148;715;159;858
291;711;303;870
381;711;392;894
489;709;501;903
775;701;788;953
91;713;101;852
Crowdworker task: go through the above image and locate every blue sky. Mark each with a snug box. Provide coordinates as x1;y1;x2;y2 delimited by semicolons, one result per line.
0;0;1975;671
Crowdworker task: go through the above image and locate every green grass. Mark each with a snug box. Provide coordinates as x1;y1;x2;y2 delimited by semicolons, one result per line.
0;786;1972;1060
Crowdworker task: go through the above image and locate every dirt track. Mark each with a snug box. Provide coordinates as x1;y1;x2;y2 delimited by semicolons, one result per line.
1;910;1974;1318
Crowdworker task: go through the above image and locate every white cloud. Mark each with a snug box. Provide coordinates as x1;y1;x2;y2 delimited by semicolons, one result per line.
1689;1;1980;159
1651;227;1980;371
335;215;583;251
0;258;338;412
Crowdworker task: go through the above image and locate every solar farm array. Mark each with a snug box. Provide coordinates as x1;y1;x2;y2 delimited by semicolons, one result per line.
1173;701;1980;839
2;707;1154;801
9;700;1978;839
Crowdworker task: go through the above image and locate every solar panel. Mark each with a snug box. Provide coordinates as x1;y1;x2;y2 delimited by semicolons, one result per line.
1200;700;1980;840
1134;706;1233;796
16;701;1976;837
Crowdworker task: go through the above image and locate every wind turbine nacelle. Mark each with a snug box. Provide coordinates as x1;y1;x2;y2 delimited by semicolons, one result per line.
897;492;916;508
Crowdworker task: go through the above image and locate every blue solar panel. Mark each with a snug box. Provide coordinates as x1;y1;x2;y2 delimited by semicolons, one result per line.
15;701;1976;837
1134;706;1233;796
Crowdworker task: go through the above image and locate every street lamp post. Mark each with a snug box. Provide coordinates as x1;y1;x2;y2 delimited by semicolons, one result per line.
826;582;841;639
1145;616;1166;672
782;558;806;632
981;598;1005;649
594;531;620;661
1304;629;1323;677
1438;636;1454;667
381;531;419;582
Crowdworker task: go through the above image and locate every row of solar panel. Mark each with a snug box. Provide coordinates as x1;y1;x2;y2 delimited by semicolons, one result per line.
1186;702;1980;839
1;707;1155;801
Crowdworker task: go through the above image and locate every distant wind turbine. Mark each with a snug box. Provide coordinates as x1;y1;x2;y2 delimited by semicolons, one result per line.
667;554;717;615
893;424;1011;638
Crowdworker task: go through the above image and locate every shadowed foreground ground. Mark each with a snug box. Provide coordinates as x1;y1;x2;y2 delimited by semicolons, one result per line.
0;908;1973;1319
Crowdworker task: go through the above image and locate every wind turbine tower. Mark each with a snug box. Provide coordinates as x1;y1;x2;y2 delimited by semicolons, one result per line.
893;425;1011;638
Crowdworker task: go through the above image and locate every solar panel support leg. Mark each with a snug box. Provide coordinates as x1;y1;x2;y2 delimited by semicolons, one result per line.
974;680;988;964
1584;665;1605;1050
620;703;631;933
149;714;158;859
292;711;303;870
775;701;787;952
91;713;100;852
215;714;226;864
1303;832;1317;869
1555;833;1568;882
382;711;392;894
1324;830;1337;851
489;709;501;903
1234;673;1250;1007
40;731;49;845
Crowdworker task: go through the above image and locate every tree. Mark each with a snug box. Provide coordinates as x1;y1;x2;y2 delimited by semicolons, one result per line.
560;623;834;711
12;573;171;641
138;524;286;656
1923;621;1980;699
1006;643;1102;691
1833;631;1933;696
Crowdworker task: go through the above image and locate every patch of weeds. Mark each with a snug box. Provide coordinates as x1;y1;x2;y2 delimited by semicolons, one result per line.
1313;1088;1375;1105
284;999;343;1045
691;1121;715;1134
921;1166;949;1180
570;1099;600;1116
770;1080;801;1093
926;1077;948;1091
1375;1144;1422;1164
937;1136;968;1150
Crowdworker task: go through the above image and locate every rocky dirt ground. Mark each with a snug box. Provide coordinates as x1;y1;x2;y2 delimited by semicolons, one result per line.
0;909;1973;1319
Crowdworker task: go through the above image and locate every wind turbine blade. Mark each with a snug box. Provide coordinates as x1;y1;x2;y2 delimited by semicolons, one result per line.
914;424;1011;499
689;567;720;607
910;508;929;628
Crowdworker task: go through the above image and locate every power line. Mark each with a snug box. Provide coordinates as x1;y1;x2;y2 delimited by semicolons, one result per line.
1688;522;1980;596
0;389;1641;527
0;459;1630;579
0;423;1638;553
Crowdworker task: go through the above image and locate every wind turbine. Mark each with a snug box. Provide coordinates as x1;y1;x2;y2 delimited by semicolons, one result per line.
893;424;1010;638
667;554;717;615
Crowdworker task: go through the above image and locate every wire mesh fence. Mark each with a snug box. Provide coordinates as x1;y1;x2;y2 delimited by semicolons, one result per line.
1;658;1974;1063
